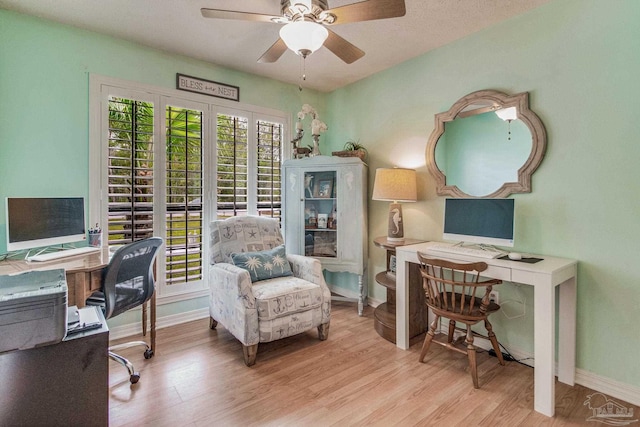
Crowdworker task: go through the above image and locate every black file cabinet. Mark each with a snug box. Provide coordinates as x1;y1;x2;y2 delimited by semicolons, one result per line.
0;312;109;426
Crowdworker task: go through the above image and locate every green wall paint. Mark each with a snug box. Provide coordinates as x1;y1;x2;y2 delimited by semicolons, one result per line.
0;10;323;327
2;0;640;390
327;0;640;387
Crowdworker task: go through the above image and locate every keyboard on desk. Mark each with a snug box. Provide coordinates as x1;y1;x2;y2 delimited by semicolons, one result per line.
27;246;101;262
427;243;502;259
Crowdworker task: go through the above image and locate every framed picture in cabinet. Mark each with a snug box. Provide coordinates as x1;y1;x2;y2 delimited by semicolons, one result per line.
316;179;333;198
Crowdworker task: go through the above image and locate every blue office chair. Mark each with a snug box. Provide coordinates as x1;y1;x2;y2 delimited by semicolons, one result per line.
87;237;163;384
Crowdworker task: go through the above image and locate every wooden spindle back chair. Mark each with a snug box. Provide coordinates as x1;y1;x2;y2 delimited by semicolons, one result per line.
417;253;505;388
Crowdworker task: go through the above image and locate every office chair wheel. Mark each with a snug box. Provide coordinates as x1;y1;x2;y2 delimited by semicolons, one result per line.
129;373;140;384
144;349;154;359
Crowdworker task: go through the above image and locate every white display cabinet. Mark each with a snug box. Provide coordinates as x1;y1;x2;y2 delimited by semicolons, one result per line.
282;155;368;315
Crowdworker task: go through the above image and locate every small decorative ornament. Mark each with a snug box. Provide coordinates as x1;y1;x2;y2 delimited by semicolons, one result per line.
290;124;308;158
293;104;327;156
311;134;321;156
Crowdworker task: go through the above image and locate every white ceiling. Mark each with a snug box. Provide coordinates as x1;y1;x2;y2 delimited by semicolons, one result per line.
0;0;551;92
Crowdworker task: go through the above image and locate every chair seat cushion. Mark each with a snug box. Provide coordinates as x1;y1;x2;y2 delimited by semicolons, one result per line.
252;276;323;321
231;245;293;283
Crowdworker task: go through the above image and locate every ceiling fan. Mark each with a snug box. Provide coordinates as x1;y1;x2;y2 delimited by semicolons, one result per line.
201;0;406;64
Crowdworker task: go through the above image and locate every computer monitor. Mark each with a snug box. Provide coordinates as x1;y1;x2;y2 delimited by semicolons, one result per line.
443;198;515;247
5;197;87;251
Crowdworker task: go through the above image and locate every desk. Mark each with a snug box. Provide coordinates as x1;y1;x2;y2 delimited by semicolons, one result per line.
396;242;577;417
0;249;156;353
0;308;109;426
0;249;109;307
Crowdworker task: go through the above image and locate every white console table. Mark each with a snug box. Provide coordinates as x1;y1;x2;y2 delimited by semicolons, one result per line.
395;242;577;417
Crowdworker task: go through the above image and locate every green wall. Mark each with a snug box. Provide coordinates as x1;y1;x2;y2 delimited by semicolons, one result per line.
0;10;326;247
326;0;640;387
2;0;640;390
0;9;324;325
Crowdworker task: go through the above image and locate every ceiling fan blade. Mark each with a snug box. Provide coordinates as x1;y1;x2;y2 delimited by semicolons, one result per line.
258;38;289;63
326;0;406;25
324;29;365;64
200;8;280;23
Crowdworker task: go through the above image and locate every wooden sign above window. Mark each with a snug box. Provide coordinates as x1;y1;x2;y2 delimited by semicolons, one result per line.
176;74;239;101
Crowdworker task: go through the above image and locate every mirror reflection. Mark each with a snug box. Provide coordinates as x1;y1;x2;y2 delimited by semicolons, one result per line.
426;90;546;198
435;108;532;196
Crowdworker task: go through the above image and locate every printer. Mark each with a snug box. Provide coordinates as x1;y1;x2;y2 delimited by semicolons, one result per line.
0;269;68;354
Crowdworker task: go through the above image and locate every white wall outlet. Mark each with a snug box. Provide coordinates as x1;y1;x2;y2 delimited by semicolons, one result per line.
489;290;499;304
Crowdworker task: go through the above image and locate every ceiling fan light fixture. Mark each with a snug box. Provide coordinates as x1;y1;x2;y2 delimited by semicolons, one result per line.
291;0;313;14
279;21;328;57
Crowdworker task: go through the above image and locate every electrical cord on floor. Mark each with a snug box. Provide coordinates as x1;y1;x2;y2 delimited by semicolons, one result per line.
460;328;533;367
436;321;534;367
486;341;534;367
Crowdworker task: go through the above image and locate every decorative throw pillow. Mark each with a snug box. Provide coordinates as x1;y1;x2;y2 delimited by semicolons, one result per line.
231;245;293;283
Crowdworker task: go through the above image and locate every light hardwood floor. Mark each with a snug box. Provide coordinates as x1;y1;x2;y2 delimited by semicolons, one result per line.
108;302;637;426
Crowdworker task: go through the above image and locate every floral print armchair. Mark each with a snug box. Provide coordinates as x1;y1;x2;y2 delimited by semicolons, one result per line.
209;216;331;366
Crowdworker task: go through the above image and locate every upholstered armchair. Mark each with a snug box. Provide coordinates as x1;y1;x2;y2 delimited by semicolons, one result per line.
208;215;331;366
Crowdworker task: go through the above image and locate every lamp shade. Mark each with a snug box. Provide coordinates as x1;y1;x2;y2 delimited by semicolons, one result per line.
279;21;329;56
372;168;417;202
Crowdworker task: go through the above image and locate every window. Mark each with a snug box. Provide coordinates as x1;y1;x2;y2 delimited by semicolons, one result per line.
107;98;155;245
91;76;289;299
216;114;248;218
256;120;283;218
215;112;283;219
165;105;203;285
106;98;205;289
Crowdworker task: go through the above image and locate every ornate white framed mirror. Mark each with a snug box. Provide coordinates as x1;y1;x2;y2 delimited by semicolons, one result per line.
426;89;546;198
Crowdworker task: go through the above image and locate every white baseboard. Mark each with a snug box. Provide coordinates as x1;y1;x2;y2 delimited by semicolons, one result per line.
328;284;360;301
328;284;382;308
453;331;640;407
367;296;382;308
108;307;209;341
575;368;640;407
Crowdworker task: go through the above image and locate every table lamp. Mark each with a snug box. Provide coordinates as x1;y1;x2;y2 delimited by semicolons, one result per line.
372;168;417;243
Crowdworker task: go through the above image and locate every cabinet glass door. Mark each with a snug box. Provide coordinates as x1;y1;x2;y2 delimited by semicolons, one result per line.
303;170;337;258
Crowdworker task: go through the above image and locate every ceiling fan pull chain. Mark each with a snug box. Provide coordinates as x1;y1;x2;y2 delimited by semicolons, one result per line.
303;54;307;81
298;55;306;91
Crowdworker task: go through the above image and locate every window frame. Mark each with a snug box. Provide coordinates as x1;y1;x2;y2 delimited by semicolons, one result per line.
89;74;290;302
158;96;209;296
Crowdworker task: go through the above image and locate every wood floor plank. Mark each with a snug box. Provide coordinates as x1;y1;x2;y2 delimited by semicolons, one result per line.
108;302;639;426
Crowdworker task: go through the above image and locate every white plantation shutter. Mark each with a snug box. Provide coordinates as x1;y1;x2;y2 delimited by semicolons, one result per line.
107;97;155;245
216;114;249;218
216;113;283;219
93;77;288;297
165;105;203;285
256;120;282;218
